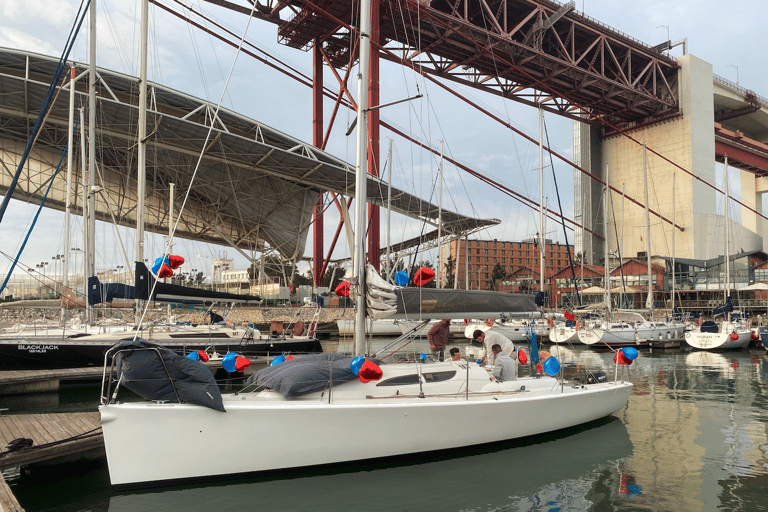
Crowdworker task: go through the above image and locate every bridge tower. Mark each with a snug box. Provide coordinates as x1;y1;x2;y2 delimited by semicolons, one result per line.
575;54;765;267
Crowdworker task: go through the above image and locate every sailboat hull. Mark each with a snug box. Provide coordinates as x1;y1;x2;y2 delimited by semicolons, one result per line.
548;326;579;344
683;328;752;350
0;330;322;369
577;324;682;347
100;375;632;486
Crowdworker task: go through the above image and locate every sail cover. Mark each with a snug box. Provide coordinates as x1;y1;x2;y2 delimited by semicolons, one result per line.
110;338;225;412
134;262;261;304
246;353;383;397
87;276;135;306
389;288;537;320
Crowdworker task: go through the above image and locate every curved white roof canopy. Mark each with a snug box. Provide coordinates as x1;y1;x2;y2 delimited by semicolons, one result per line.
0;48;499;260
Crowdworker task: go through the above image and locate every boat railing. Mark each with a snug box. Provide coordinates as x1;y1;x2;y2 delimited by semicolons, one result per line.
100;345;181;406
372;320;430;361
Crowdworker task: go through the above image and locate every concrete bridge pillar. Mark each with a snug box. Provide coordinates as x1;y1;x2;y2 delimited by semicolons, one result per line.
741;174;768;249
578;54;720;261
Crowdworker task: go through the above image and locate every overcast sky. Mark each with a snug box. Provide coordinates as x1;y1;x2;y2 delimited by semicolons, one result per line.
0;0;765;282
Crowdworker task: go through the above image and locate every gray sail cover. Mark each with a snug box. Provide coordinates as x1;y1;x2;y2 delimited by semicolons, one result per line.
246;353;384;397
111;338;225;412
389;288;537;320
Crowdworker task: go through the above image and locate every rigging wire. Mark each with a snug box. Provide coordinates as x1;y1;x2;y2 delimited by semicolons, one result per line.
543;115;581;307
0;117;80;296
0;0;90;225
136;0;261;329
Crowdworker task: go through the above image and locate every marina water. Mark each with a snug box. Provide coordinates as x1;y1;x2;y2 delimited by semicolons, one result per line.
6;341;768;511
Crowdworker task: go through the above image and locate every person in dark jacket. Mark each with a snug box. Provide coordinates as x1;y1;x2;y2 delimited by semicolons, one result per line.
427;318;451;361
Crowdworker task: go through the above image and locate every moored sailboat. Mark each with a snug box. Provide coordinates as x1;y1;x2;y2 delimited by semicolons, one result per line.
98;0;632;487
684;157;752;350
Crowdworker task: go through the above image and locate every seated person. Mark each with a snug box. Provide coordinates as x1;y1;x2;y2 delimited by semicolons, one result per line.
490;344;517;381
449;347;462;361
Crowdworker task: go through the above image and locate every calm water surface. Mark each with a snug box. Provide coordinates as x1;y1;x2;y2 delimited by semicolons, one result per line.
6;342;768;511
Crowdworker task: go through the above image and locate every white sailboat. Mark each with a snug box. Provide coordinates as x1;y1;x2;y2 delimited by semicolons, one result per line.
684;156;752;350
98;0;632;487
464;315;550;343
578;147;682;347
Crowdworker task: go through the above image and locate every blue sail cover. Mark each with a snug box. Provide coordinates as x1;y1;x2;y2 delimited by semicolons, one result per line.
87;276;135;306
134;262;261;304
712;296;733;318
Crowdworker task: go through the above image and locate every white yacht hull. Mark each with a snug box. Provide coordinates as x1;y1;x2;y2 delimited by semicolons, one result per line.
577;324;683;347
463;322;548;342
398;320;466;337
336;319;402;336
548;326;579;344
683;328;752;350
100;365;632;486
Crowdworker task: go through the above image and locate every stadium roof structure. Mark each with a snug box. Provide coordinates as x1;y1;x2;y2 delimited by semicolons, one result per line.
0;47;499;261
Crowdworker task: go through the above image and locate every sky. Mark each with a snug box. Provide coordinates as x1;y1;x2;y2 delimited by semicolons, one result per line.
0;0;766;283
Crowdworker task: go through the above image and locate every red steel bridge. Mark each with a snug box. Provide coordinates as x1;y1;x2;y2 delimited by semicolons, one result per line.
190;0;765;283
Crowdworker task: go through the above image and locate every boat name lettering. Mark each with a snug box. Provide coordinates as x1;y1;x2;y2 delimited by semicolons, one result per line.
18;344;60;352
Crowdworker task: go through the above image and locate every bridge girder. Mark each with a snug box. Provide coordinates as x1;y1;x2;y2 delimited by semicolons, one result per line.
210;0;680;125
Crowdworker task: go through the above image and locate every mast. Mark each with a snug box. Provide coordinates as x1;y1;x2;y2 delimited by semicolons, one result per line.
86;1;96;325
538;106;544;294
167;182;174;316
385;138;392;280
724;156;730;304
353;0;372;357
437;141;443;289
136;0;149;318
642;145;653;311
604;165;611;310
671;173;676;313
63;67;75;325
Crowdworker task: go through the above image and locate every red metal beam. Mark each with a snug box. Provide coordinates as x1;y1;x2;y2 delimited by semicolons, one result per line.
367;0;381;270
715;140;768;175
312;41;324;287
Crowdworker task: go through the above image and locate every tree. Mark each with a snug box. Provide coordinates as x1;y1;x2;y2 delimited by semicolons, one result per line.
291;272;312;288
381;257;405;279
443;255;456;289
517;279;535;294
489;262;507;291
322;263;347;291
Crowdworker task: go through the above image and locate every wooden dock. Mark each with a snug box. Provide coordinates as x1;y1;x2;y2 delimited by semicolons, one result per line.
0;411;103;512
0;412;103;472
0;368;104;395
0;472;24;512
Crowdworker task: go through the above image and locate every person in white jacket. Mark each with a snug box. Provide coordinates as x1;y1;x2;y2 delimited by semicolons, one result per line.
472;329;515;366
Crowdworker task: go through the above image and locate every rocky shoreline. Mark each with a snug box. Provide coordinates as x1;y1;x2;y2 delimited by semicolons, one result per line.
0;305;355;328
